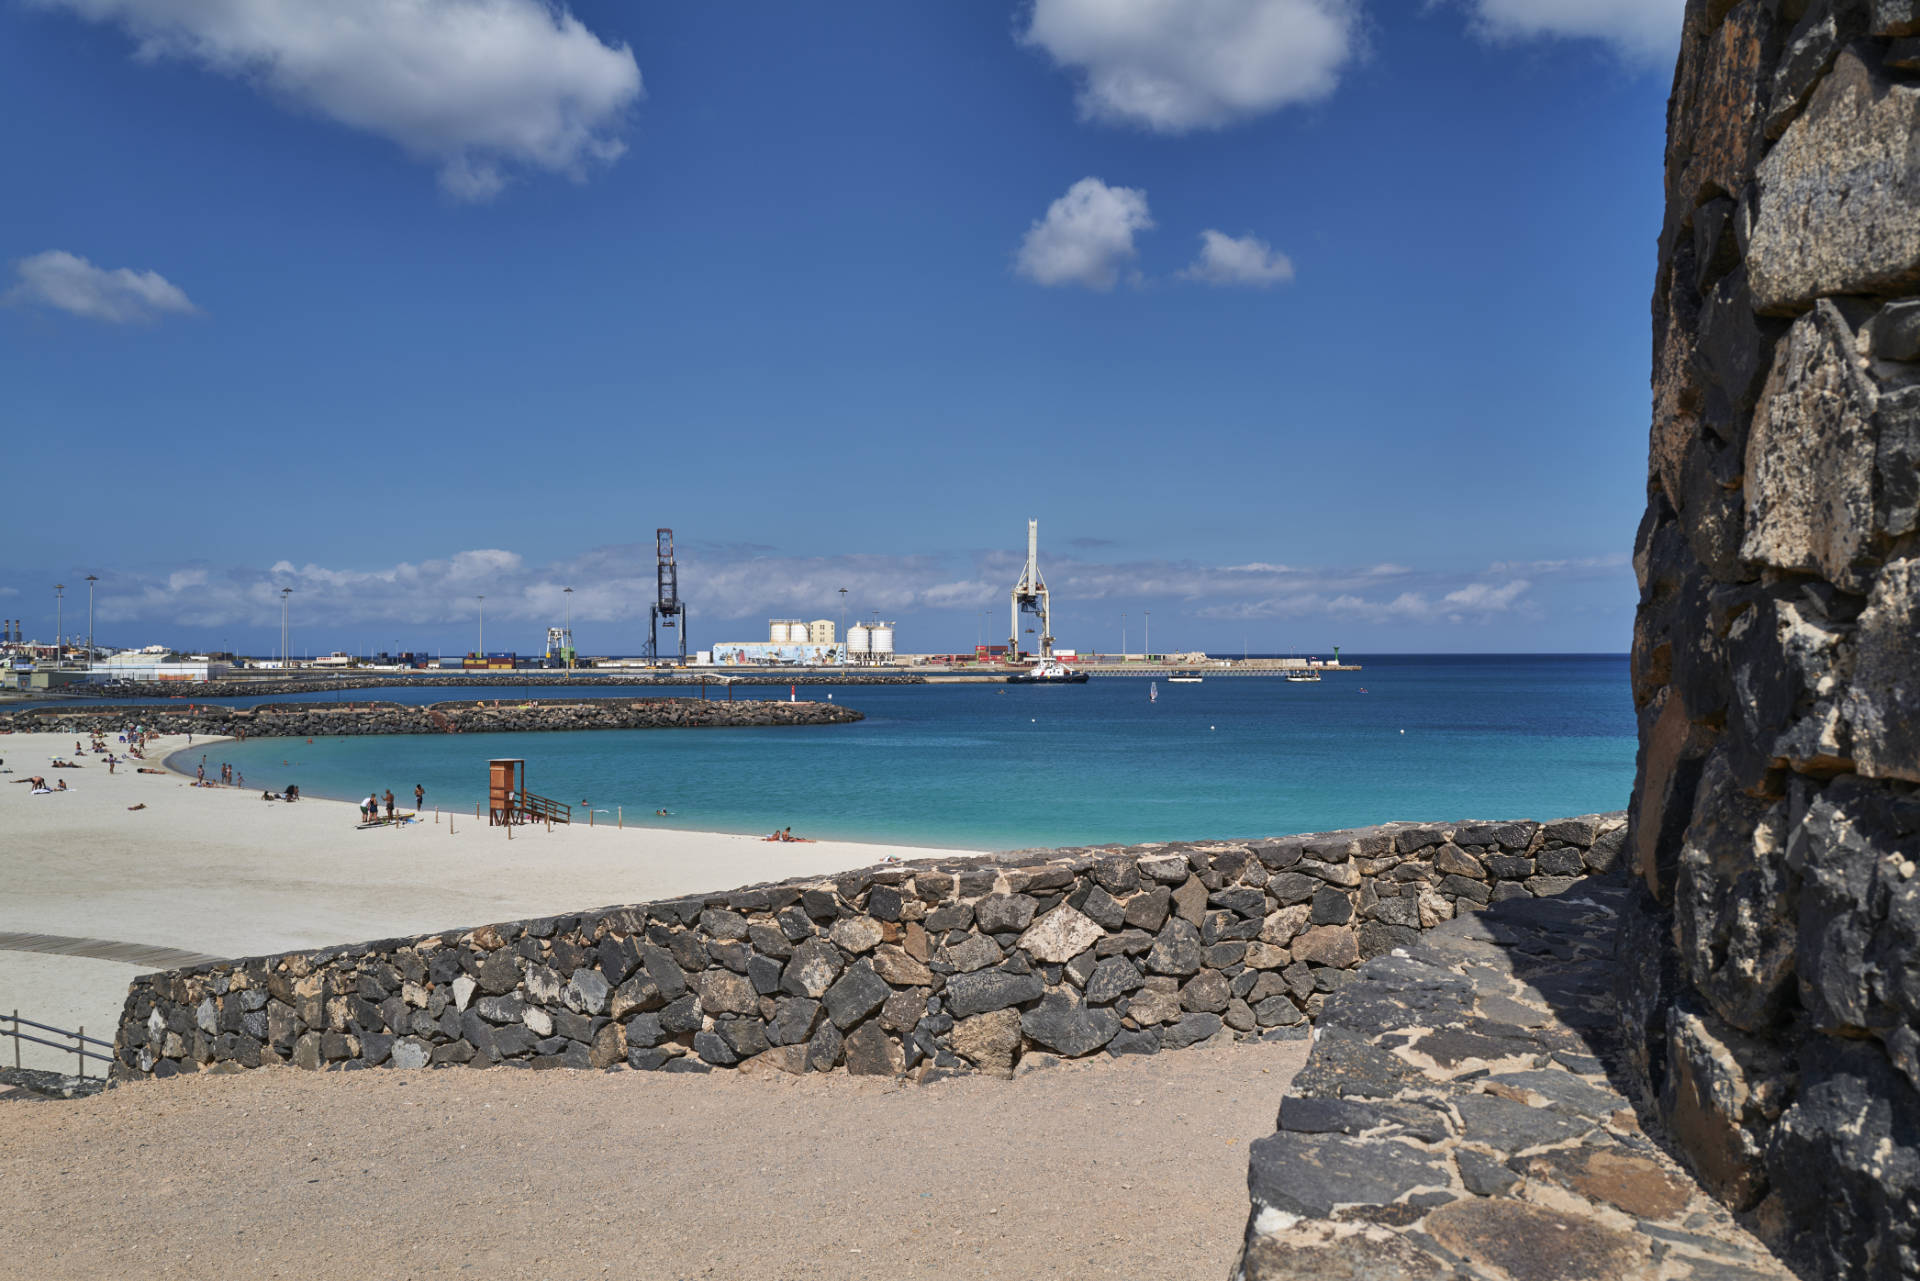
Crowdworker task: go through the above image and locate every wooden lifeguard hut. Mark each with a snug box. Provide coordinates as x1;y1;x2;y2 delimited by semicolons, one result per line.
488;759;571;827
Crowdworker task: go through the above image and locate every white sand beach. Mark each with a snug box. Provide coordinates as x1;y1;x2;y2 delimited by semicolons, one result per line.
0;730;983;1069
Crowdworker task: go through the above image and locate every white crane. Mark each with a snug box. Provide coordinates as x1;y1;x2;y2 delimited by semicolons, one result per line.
1009;519;1053;660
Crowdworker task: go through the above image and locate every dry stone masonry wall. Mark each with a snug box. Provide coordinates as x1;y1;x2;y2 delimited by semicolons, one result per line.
1630;3;1920;1279
112;815;1622;1084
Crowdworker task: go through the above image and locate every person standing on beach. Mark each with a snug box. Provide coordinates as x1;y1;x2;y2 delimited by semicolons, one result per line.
414;783;424;811
384;788;395;819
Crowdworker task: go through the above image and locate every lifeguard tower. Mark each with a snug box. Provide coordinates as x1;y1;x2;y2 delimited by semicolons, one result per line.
488;759;571;827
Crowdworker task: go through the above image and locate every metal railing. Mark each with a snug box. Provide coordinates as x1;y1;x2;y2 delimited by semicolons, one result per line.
6;1010;113;1080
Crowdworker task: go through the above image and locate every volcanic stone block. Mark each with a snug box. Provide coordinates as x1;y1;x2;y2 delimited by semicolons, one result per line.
1749;47;1920;313
1171;876;1208;926
869;944;932;987
1179;970;1230;1014
698;970;759;1017
766;998;821;1047
1742;303;1883;591
823;963;892;1030
942;969;1044;1018
1018;905;1105;963
1846;558;1920;783
780;939;844;998
1084;956;1144;1005
1290;925;1360;969
1309;888;1354;925
1161;1012;1223;1049
828;916;884;954
974;894;1038;934
1020;993;1120;1057
1145;919;1202;976
564;968;610;1016
943;934;1002;973
950;1008;1022;1073
1121;886;1171;931
844;1022;904;1075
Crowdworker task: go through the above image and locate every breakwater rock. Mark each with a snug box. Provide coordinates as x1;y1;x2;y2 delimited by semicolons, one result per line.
111;814;1623;1083
1236;881;1791;1281
0;698;862;739
56;673;925;700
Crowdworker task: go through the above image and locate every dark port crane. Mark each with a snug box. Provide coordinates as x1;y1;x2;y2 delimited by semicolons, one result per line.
646;527;687;665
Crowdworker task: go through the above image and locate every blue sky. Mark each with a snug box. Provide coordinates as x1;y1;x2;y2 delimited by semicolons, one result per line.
0;0;1679;657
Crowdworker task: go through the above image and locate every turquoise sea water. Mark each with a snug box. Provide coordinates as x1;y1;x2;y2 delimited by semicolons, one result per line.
178;655;1634;850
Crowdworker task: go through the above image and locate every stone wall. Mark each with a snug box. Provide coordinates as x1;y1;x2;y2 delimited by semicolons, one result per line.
1627;4;1920;1279
112;815;1621;1083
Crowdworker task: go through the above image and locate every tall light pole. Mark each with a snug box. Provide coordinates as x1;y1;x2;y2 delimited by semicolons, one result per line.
837;587;847;646
85;574;98;660
1122;613;1127;658
563;586;573;675
1144;610;1150;660
53;584;64;660
476;596;485;655
280;587;292;667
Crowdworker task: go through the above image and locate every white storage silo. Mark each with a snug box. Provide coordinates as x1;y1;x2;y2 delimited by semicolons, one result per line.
769;620;786;643
871;623;895;656
847;623;871;658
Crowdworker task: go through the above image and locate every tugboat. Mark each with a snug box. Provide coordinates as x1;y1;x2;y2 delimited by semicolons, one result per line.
1285;669;1321;683
1167;670;1203;684
1006;658;1089;685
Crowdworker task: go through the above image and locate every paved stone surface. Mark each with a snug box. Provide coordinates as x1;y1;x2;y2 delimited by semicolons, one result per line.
1235;881;1793;1281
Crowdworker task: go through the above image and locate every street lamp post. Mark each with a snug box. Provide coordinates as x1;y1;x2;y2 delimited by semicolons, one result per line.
53;584;64;661
837;587;848;647
280;587;292;668
477;596;485;656
1144;611;1150;660
85;574;98;660
563;587;573;675
1122;613;1126;659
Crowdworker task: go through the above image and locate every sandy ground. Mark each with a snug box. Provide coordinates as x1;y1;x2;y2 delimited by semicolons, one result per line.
0;730;981;1068
0;1037;1305;1280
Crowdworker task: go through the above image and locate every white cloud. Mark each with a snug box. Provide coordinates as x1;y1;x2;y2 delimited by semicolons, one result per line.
1019;0;1360;132
40;543;1603;646
1180;230;1295;287
1016;177;1154;290
40;0;643;200
4;250;198;323
1462;0;1682;64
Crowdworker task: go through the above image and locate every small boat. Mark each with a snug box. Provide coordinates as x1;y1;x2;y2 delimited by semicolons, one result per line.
1006;658;1089;685
1167;671;1203;684
1286;669;1321;683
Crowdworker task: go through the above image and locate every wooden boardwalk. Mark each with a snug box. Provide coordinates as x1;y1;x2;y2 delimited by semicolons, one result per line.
0;932;224;971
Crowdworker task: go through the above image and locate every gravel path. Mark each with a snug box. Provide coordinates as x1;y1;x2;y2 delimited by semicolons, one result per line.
0;1039;1306;1280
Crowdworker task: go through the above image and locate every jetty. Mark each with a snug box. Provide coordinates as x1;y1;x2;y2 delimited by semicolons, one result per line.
0;697;862;739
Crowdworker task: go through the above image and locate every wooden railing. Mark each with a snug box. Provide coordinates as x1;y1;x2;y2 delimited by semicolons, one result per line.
514;790;570;825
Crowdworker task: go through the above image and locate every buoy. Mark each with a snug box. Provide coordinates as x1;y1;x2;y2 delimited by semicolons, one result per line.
1400;729;1406;734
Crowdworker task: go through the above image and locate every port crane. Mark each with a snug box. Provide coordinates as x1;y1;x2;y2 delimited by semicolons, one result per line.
646;527;687;664
1008;519;1054;660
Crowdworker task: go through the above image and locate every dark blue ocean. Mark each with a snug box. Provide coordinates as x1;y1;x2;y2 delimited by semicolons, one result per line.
174;655;1633;850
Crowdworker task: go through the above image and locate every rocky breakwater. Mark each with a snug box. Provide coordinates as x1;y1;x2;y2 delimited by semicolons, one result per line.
1629;2;1920;1276
0;698;863;739
59;673;926;700
1235;881;1792;1281
111;815;1623;1082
